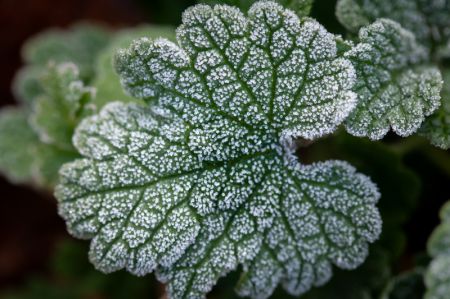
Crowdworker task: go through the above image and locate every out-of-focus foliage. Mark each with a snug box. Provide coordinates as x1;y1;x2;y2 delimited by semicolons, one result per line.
425;200;450;299
0;108;39;184
2;239;160;299
22;23;110;82
381;270;425;299
0;23;178;189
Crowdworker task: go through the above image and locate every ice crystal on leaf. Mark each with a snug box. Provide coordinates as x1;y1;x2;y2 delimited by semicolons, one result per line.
425;201;450;299
336;0;450;57
56;2;382;299
202;0;314;18
420;70;450;149
92;25;176;109
344;19;443;140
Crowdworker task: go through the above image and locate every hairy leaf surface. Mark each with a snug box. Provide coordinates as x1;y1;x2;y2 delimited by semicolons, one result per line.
425;201;450;299
344;19;442;139
57;2;382;299
420;70;450;149
336;0;450;56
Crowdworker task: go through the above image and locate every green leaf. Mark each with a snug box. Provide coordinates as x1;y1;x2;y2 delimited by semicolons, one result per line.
92;25;176;109
22;23;110;82
344;19;442;139
425;200;450;299
335;0;450;56
12;66;44;106
31;63;95;151
0;107;40;184
201;0;314;18
420;69;450;149
56;2;382;298
57;100;380;299
425;255;450;299
381;269;425;299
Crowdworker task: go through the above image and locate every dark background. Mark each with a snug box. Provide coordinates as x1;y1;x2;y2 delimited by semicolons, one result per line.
0;0;448;298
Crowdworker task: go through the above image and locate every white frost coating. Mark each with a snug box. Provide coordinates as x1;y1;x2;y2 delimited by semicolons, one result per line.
336;0;450;55
420;71;450;149
115;0;357;158
344;19;443;140
57;99;381;299
425;200;450;299
56;2;383;299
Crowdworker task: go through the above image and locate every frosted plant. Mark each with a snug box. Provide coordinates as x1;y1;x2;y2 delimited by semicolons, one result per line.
55;2;382;299
425;200;450;299
93;25;176;108
335;0;450;57
343;19;442;139
14;23;109;105
419;70;450;149
202;0;313;17
31;63;95;151
336;0;450;148
0;63;93;187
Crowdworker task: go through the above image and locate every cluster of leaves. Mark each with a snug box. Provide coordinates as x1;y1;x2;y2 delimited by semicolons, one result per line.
0;24;109;188
2;239;161;299
1;0;450;299
336;0;450;149
425;200;450;299
0;24;175;189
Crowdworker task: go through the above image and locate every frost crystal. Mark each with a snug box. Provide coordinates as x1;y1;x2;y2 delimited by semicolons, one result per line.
344;19;442;140
56;2;382;299
420;70;450;149
336;0;450;56
425;201;450;299
202;0;314;18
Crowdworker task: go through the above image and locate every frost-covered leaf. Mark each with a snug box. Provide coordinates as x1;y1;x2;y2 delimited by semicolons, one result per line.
0;107;40;184
201;0;314;17
56;2;382;298
22;23;110;82
92;25;176;108
335;0;450;56
420;70;450;149
30;63;95;151
115;1;358;145
344;19;442;139
56;101;380;299
304;132;420;260
425;200;450;299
